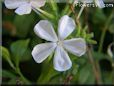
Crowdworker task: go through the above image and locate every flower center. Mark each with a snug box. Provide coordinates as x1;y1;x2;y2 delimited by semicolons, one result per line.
27;0;31;3
57;40;63;46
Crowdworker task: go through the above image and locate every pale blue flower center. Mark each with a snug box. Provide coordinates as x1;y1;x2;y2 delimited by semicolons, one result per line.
57;40;63;46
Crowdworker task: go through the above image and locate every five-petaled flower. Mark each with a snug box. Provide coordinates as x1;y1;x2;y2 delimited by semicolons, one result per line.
32;15;86;71
4;0;46;15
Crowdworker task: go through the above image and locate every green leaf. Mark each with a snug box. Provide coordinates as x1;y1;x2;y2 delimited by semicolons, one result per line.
0;70;16;78
37;60;59;84
20;48;31;62
7;78;17;85
108;24;114;34
93;51;110;61
1;70;17;85
102;71;113;84
78;64;95;84
92;9;106;24
10;39;30;65
86;39;97;44
0;46;15;69
13;13;35;38
49;74;62;84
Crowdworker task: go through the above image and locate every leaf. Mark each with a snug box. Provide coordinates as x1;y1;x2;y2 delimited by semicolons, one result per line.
0;46;15;69
78;64;95;84
108;24;114;34
37;60;59;84
10;39;30;65
1;70;17;85
93;51;110;61
13;13;35;38
7;79;17;85
0;70;16;78
102;71;113;84
92;9;106;24
20;48;31;62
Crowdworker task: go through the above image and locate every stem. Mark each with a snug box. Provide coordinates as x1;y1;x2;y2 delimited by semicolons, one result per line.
32;7;55;19
98;28;107;52
15;62;30;84
112;62;114;85
98;12;113;52
49;0;58;16
87;46;102;84
32;7;47;19
71;2;85;27
61;0;74;16
64;74;73;85
61;4;70;16
37;54;55;84
15;67;30;84
76;3;85;20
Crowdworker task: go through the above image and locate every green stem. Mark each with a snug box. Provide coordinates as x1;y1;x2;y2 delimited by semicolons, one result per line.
77;3;85;20
112;62;114;85
87;46;102;84
98;28;107;52
61;0;76;16
98;12;113;52
32;7;55;19
61;4;70;16
32;7;47;19
37;8;55;19
37;56;58;84
15;67;30;84
49;0;58;16
15;62;30;84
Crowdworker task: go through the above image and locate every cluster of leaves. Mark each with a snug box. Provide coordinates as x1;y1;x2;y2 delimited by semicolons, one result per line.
1;1;114;85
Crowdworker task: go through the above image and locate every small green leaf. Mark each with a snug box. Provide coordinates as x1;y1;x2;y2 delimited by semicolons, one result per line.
78;64;95;84
86;33;94;39
1;70;16;78
93;51;111;61
108;24;114;34
10;39;30;65
86;39;97;44
0;46;15;69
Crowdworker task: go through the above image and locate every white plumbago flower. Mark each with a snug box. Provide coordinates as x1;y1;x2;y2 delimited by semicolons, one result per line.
32;15;86;71
77;0;105;8
4;0;46;15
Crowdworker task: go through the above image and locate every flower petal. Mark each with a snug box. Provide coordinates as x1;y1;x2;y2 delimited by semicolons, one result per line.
63;38;86;56
15;3;32;15
54;46;72;71
58;15;76;40
30;0;46;8
34;20;58;42
32;43;57;63
95;0;105;8
4;0;27;9
79;0;93;3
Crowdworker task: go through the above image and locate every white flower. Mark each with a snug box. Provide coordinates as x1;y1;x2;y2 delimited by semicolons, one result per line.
4;0;46;15
32;15;86;71
78;0;105;8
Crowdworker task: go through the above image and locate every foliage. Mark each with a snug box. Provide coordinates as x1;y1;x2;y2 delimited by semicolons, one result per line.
1;0;114;85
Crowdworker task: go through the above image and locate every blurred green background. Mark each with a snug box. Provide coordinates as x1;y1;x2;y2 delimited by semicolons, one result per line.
1;1;114;85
